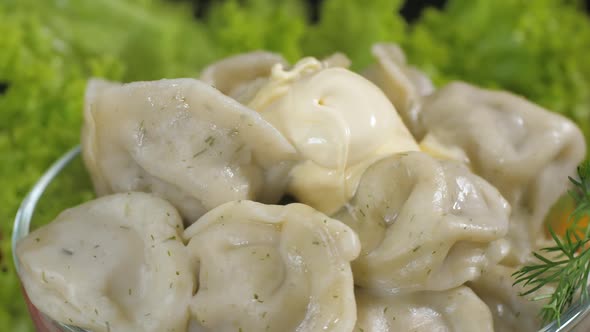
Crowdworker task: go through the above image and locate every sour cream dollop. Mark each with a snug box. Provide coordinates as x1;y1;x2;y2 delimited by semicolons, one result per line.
247;57;419;214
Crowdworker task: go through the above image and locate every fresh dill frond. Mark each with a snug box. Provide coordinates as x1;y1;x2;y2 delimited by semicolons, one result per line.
512;161;590;326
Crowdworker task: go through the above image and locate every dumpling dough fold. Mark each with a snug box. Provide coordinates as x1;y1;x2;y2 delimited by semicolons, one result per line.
199;50;287;101
334;152;511;292
16;192;194;332
184;200;360;332
355;286;494;332
363;43;435;137
469;264;554;332
82;78;296;223
418;82;587;264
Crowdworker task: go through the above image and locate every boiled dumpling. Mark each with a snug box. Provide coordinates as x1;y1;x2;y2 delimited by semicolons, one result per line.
321;52;352;68
418;82;587;264
355;286;494;332
363;43;435;137
184;200;360;332
334;152;510;292
16;192;194;332
199;50;287;102
82;78;297;223
200;51;351;105
468;264;553;332
246;56;420;215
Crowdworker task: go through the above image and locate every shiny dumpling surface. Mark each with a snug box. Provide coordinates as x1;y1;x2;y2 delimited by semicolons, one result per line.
418;82;587;263
468;264;553;332
82;78;296;223
334;152;510;292
16;192;194;332
355;286;494;332
184;200;360;332
363;43;435;137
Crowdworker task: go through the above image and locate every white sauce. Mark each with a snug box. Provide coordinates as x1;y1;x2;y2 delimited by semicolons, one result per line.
248;57;419;214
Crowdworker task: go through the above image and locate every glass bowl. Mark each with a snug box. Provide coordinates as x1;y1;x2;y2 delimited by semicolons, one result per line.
12;146;88;332
11;146;590;332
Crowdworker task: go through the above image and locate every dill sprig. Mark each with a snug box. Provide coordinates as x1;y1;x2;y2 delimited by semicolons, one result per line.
512;161;590;326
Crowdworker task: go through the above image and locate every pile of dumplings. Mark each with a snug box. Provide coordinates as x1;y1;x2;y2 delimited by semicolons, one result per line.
17;43;587;332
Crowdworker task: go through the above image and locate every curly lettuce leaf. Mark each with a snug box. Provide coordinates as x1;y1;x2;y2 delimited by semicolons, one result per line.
204;0;307;62
303;0;407;69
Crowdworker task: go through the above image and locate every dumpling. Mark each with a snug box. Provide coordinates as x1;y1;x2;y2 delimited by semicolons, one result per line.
82;78;296;223
468;264;553;332
321;52;352;68
184;200;360;332
199;50;287;101
246;56;420;215
363;43;435;137
16;192;194;332
334;152;510;292
418;82;587;264
200;51;351;104
355;286;494;332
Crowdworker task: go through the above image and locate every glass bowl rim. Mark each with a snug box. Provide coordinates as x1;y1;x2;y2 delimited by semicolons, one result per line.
11;145;590;332
12;145;87;332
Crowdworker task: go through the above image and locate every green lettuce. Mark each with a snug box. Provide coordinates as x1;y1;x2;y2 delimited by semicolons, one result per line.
303;0;407;69
204;0;307;62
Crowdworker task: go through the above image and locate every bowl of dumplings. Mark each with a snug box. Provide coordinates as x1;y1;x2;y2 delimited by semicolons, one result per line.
12;43;589;332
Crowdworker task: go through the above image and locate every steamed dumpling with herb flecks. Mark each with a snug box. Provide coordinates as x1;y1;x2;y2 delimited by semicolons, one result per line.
363;43;435;137
355;286;494;332
418;82;587;264
184;200;360;332
244;56;420;215
333;152;511;292
468;264;554;332
82;78;297;223
16;192;194;332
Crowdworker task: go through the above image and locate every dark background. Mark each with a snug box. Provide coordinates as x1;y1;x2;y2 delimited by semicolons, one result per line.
178;0;589;22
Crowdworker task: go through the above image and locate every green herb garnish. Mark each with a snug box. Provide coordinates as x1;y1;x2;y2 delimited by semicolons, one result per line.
513;162;590;325
193;148;208;158
205;136;216;147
